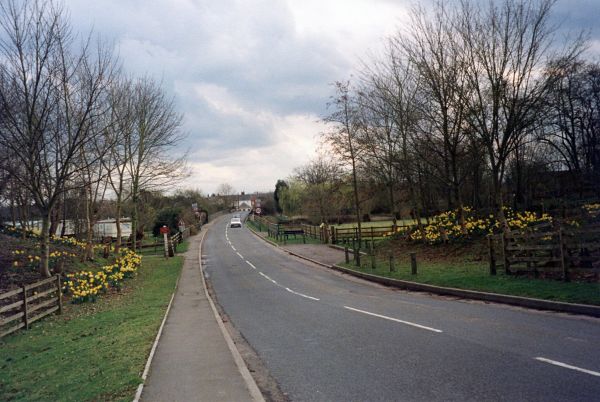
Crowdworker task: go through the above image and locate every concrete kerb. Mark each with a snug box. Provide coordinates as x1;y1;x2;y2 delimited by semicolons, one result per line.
199;218;265;402
247;221;600;318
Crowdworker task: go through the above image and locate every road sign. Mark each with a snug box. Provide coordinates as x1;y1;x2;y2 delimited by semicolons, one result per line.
255;207;261;214
160;225;169;234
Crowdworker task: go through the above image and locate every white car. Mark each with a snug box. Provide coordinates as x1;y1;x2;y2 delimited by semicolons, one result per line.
230;217;242;228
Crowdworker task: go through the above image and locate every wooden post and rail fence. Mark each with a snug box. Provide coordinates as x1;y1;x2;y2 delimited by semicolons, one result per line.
0;221;211;339
1;275;63;338
487;222;600;281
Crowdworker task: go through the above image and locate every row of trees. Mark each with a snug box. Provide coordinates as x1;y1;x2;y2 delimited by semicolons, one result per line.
279;0;599;231
0;0;187;276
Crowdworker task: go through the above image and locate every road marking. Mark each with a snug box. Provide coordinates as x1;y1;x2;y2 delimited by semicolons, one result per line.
535;357;600;377
245;261;257;270
259;271;278;285
236;252;244;259
344;306;443;333
231;246;236;251
285;287;320;301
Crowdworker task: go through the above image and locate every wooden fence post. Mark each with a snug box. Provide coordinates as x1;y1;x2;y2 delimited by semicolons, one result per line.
371;252;376;270
389;254;395;272
56;275;63;315
345;247;349;264
22;285;29;330
410;252;417;275
488;235;496;276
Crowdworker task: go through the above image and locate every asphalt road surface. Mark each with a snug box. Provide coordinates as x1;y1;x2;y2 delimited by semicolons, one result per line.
203;214;600;401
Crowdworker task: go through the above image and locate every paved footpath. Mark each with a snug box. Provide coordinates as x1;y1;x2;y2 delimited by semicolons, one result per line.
140;225;262;402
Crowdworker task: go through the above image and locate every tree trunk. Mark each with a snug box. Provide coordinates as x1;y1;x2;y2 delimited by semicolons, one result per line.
351;158;362;247
389;181;397;226
49;204;60;239
84;185;94;261
131;180;139;251
115;196;122;254
40;212;52;278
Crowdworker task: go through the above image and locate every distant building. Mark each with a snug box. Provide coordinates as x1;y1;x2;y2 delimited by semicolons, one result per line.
93;219;132;239
236;194;253;211
8;219;132;239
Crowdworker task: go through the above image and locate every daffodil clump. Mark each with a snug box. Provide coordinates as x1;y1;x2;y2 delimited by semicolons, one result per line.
583;203;600;215
62;248;142;303
11;248;79;270
63;271;108;303
10;249;40;269
0;225;38;239
503;207;553;231
409;206;553;244
50;235;103;254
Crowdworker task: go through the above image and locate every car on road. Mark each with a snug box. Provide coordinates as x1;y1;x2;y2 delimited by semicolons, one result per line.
230;217;242;228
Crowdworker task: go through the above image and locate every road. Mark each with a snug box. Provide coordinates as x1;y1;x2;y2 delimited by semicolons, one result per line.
202;214;600;401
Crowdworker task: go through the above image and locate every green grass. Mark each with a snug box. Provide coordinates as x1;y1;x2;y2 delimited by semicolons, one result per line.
0;255;183;401
266;234;323;246
246;221;322;245
343;258;600;305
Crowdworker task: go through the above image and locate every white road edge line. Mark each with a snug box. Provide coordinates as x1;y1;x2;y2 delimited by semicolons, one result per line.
535;357;600;377
344;306;443;333
285;287;320;301
231;246;236;251
236;252;244;259
245;260;257;270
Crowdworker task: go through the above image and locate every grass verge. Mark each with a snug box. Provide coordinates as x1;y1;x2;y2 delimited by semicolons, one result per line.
245;221;322;245
0;254;183;401
343;258;600;305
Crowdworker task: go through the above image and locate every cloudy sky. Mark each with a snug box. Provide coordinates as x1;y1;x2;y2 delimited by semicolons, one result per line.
63;0;600;195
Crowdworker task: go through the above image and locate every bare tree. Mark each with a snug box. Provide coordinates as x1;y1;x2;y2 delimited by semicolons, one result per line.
540;58;600;194
125;76;187;248
0;0;116;276
357;44;420;225
401;2;471;231
216;183;236;211
457;0;583;224
323;81;364;245
102;78;135;253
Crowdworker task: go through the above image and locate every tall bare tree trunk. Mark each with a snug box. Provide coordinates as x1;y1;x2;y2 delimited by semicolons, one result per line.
40;212;51;277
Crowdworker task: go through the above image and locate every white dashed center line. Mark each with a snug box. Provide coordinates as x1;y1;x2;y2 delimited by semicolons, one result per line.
224;223;320;302
344;306;443;333
285;287;320;301
259;271;278;285
535;357;600;377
